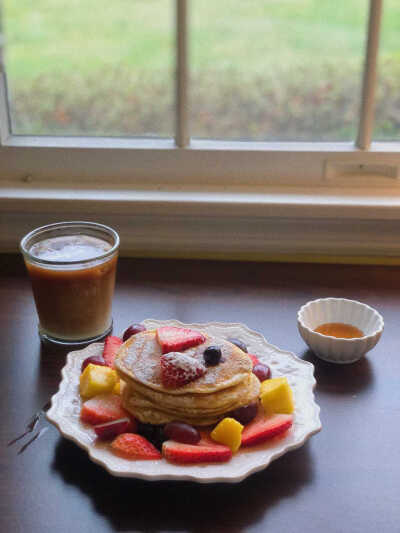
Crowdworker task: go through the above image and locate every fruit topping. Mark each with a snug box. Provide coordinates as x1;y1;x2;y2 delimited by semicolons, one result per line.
241;413;293;447
162;439;232;464
228;402;258;425
211;417;243;453
252;363;271;382
260;377;294;415
156;326;206;354
203;346;222;366
160;352;206;388
94;417;136;441
81;355;108;373
247;353;260;367
164;421;201;445
79;363;119;399
113;380;122;395
122;323;146;342
102;335;123;368
111;433;162;460
227;337;248;353
80;393;128;425
137;422;167;451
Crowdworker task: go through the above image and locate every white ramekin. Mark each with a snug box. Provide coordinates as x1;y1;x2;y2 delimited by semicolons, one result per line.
297;298;384;364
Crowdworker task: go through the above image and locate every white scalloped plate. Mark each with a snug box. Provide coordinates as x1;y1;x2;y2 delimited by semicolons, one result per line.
47;319;321;483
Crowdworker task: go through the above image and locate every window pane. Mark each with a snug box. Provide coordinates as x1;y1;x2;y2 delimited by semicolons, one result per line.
374;0;399;141
191;1;367;141
2;0;173;137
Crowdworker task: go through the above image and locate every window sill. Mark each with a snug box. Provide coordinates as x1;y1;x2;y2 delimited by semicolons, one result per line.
2;183;400;263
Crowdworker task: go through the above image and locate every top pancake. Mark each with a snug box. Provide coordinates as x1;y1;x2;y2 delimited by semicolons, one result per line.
114;329;253;395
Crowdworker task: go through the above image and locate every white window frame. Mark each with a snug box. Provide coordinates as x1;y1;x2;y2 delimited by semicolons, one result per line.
2;0;400;262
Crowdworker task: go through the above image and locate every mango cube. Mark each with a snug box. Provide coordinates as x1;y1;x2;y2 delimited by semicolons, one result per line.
79;363;118;399
260;377;294;415
113;380;122;395
211;417;244;453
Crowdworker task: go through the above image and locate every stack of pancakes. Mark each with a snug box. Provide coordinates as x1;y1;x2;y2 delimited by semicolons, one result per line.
114;329;260;426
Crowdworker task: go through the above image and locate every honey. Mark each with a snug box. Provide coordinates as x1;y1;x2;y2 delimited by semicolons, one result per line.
314;322;364;339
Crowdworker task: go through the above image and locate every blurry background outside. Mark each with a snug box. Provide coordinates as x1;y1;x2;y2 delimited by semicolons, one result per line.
1;0;399;141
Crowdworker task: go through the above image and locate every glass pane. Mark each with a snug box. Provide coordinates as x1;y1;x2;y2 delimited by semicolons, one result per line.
191;1;367;141
2;0;173;137
374;0;399;141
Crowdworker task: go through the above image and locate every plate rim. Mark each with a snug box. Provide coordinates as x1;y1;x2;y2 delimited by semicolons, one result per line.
47;319;322;483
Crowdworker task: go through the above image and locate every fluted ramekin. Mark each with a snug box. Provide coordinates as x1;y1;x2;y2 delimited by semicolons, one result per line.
297;298;384;364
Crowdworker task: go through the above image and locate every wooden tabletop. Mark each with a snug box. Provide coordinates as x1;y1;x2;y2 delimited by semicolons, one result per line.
1;254;399;533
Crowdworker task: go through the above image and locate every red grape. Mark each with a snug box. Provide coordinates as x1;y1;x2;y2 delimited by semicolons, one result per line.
122;323;146;342
81;355;108;373
94;418;135;441
252;363;271;382
229;403;258;425
164;421;200;444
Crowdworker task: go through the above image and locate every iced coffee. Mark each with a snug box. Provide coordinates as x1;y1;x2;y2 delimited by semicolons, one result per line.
20;222;119;344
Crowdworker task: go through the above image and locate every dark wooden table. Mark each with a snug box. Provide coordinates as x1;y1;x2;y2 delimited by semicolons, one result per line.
1;254;399;533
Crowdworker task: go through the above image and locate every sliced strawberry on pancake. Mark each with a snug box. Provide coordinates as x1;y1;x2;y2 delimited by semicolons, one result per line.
156;326;206;354
102;335;123;368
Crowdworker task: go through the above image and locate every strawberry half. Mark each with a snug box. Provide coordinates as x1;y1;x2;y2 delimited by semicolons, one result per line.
247;353;260;367
102;335;123;368
156;326;206;354
80;393;129;425
162;439;232;464
160;352;206;388
111;433;162;460
241;413;293;447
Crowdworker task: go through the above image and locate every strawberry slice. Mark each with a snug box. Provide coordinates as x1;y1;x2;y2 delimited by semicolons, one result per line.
241;413;293;447
80;393;129;425
94;417;137;441
156;326;206;354
162;439;232;464
247;353;260;367
102;335;123;368
111;433;162;460
160;352;206;388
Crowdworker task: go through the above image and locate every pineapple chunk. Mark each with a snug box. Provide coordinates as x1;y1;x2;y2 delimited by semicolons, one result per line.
79;363;118;399
112;380;121;395
211;417;244;453
260;377;294;415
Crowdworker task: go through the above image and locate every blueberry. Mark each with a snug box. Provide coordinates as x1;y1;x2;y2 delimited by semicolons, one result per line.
137;422;166;450
203;346;222;366
227;337;248;353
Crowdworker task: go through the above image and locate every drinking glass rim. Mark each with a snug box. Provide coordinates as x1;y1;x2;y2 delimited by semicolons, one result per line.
20;221;120;266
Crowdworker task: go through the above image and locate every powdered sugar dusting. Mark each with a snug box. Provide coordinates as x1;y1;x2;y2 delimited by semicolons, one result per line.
163;352;206;374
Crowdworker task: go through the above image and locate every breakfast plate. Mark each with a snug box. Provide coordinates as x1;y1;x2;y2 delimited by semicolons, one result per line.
47;319;322;483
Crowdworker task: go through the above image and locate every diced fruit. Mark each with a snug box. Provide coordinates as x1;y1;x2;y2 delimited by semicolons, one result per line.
241;413;293;447
260;377;294;414
253;363;271;382
160;352;206;388
247;353;260;367
203;346;222;366
227;337;248;353
122;323;146;342
113;380;121;395
79;363;118;399
102;335;123;368
81;355;108;373
229;402;258;425
211;417;243;453
137;423;167;451
111;433;162;460
162;439;232;464
80;393;128;425
94;417;136;441
156;326;206;354
164;422;200;444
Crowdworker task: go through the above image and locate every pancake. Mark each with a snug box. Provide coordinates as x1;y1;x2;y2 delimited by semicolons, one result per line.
122;373;260;417
115;329;252;395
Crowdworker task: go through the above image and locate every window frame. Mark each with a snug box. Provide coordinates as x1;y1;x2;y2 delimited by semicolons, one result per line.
2;0;400;262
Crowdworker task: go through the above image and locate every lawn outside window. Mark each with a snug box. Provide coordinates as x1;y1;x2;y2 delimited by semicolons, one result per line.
1;0;400;263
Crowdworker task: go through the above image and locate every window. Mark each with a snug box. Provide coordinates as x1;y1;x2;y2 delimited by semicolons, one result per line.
1;1;400;261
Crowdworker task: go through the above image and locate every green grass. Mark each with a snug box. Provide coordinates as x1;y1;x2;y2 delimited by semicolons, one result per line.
2;0;400;139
